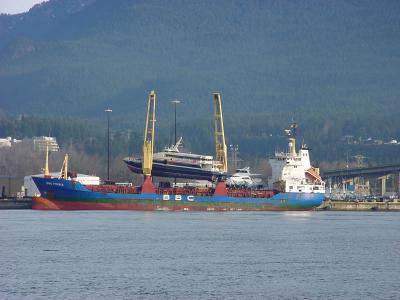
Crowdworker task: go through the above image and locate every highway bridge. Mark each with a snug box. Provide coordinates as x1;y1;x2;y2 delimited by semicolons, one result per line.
321;163;400;180
321;163;400;196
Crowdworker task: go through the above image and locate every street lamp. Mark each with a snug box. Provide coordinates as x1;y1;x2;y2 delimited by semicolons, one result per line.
105;108;112;181
171;100;181;187
230;144;239;171
171;100;181;144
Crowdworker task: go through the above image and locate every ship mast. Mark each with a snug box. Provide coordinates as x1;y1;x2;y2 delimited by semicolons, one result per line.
286;122;298;155
213;93;228;173
142;91;156;177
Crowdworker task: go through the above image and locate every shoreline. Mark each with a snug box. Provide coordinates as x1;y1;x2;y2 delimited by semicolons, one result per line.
317;199;400;211
0;198;32;209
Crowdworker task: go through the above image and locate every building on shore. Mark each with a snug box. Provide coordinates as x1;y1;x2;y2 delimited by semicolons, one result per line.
0;137;22;148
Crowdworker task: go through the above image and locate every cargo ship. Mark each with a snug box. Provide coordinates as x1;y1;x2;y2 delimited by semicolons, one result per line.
32;91;325;211
32;176;324;211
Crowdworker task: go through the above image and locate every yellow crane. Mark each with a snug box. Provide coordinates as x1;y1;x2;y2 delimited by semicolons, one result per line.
43;144;50;177
213;93;228;173
60;154;69;179
142;90;156;177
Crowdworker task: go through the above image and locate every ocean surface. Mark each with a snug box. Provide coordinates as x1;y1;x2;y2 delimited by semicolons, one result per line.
0;210;399;300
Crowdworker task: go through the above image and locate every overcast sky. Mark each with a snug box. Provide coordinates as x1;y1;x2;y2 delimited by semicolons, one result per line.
0;0;47;14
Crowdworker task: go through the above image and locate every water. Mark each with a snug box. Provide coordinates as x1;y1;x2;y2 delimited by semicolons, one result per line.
0;211;399;300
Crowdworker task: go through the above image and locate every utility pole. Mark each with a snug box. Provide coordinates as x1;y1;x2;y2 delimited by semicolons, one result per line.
230;144;239;171
127;129;131;155
105;108;112;181
353;154;367;168
171;100;181;144
171;100;181;187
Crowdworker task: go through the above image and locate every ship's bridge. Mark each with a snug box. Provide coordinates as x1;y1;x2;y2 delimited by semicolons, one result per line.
273;151;307;163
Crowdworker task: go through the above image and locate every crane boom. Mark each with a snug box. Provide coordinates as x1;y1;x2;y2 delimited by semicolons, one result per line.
213;93;228;173
44;144;49;177
142;91;156;176
60;154;69;179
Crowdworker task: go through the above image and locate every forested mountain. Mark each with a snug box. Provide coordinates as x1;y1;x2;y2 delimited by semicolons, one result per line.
0;0;400;164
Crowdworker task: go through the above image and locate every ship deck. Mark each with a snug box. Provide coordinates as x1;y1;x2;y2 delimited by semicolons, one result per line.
86;185;277;199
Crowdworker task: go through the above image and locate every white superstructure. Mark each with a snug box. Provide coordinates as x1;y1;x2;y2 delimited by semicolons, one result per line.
269;123;325;194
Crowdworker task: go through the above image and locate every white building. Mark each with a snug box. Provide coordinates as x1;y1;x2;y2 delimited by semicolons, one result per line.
0;137;12;148
0;137;22;148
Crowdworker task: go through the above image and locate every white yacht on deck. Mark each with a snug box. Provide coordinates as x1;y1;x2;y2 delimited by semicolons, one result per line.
226;167;263;187
124;137;225;181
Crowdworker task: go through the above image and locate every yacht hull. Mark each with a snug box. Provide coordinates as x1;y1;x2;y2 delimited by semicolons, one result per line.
124;158;223;181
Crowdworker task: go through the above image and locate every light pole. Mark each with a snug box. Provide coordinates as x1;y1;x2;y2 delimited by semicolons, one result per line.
171;100;181;187
230;144;239;171
105;108;112;181
171;100;181;144
127;129;131;156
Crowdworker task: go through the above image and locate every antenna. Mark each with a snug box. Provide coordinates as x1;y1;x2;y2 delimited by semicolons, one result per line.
286;122;298;155
353;154;367;168
290;122;298;138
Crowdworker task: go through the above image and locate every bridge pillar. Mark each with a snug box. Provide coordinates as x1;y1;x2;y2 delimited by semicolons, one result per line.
397;173;400;194
379;176;387;196
364;179;370;196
